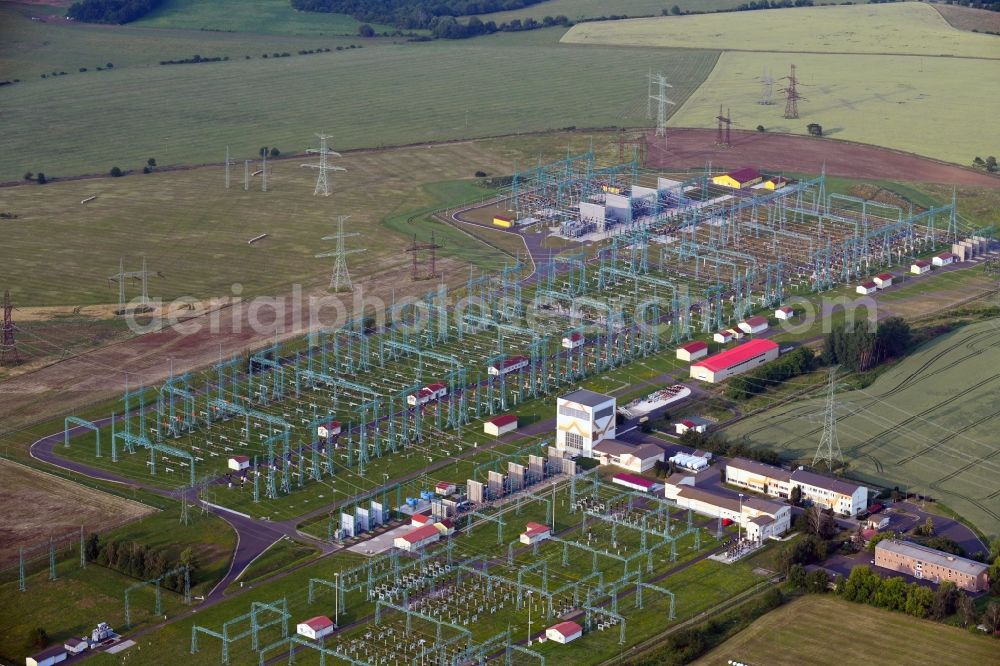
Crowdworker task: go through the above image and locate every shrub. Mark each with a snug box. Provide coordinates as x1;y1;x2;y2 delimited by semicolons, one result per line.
110;166;123;177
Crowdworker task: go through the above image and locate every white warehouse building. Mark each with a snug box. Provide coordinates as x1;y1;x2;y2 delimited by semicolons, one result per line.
664;476;790;542
556;389;616;458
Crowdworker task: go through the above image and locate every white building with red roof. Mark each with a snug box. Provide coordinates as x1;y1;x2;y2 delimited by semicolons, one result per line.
856;281;877;295
484;413;518;437
874;273;894;289
737;315;768;335
297;616;335;640
227;455;250;472
393;524;442;552
911;259;931;274
611;473;662;493
545;621;583;644
689;339;779;383
435;481;456;496
407;383;448;406
488;355;529;376
317;420;341;439
932;252;956;267
774;306;794;320
676;340;708;362
713;329;735;344
411;513;433;527
520;521;552;545
674;419;706;435
561;332;585;349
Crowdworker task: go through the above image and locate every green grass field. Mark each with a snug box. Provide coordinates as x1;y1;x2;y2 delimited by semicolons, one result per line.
0;4;384;81
134;0;395;36
0;21;717;181
727;319;1000;539
561;2;999;57
693;594;1000;666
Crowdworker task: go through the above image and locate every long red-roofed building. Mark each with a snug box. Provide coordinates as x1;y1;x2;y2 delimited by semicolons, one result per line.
690;339;779;383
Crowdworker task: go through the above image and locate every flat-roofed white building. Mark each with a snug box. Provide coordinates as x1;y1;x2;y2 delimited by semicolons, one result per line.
725;458;867;516
664;476;790;542
556;389;616;458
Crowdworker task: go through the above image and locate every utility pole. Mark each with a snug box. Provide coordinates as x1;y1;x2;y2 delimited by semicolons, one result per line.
225;145;233;189
316;215;365;292
647;72;675;146
302;133;346;197
261;150;267;193
0;289;18;365
813;366;844;471
781;63;804;119
244;160;250;191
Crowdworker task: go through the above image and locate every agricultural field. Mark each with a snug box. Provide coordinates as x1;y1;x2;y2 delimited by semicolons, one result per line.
0;24;718;181
0;3;383;81
692;594;1000;666
467;0;752;23
0;459;155;567
133;0;395;36
727;319;1000;539
666;51;1000;166
934;2;1000;34
561;2;999;57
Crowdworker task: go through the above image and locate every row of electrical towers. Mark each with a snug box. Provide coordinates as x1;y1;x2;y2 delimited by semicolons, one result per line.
224;133;348;196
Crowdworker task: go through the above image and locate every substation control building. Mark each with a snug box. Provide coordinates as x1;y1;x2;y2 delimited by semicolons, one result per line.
725;458;867;516
556;389;616;458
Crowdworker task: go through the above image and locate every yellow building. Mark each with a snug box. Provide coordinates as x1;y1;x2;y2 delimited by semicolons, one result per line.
711;168;762;189
492;215;513;228
763;176;789;190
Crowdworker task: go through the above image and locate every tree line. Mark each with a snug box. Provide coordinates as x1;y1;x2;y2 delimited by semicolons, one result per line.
292;0;548;29
84;532;199;592
821;316;912;372
67;0;166;24
726;346;816;400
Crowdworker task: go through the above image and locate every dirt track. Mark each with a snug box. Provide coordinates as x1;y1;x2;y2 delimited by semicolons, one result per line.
646;128;1000;187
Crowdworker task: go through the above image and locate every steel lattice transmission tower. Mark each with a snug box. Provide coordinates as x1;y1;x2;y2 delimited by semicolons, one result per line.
316;215;365;292
780;64;804;119
224;145;234;189
407;232;442;281
647;72;675;144
0;289;18;365
758;70;774;105
715;106;733;147
302;133;346;197
813;367;845;472
108;257;161;315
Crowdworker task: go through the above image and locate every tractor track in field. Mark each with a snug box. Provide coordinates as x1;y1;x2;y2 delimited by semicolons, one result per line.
734;329;1000;441
842;370;1000;457
894;404;1000;465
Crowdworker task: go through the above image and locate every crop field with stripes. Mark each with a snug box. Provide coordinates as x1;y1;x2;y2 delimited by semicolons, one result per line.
727;318;1000;538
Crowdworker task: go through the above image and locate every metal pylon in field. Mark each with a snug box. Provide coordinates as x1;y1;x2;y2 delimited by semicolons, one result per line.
316;215;365;292
813;366;844;472
302;133;346;197
647;72;675;144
